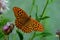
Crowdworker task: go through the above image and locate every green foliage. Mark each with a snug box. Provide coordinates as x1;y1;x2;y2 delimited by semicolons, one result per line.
40;32;52;37
0;31;4;39
0;16;10;27
39;16;50;20
16;30;23;40
35;5;50;21
36;31;52;37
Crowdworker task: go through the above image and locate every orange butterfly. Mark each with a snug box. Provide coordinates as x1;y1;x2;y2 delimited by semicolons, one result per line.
13;7;44;33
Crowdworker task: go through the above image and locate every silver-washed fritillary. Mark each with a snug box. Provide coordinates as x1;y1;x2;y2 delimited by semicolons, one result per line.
13;7;44;33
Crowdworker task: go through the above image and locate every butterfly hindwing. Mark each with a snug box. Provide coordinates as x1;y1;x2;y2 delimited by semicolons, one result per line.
31;18;44;32
24;18;44;32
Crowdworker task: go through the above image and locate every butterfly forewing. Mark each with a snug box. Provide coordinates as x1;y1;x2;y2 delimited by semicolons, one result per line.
13;7;29;19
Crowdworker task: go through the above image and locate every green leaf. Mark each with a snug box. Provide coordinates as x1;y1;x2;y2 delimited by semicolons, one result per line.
39;16;50;20
40;32;52;37
16;30;23;40
36;31;52;37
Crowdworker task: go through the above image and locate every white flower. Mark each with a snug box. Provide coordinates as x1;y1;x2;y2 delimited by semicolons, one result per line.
0;0;9;14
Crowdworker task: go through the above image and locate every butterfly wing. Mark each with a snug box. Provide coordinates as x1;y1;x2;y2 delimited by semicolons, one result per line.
13;7;29;19
13;7;44;33
30;18;44;32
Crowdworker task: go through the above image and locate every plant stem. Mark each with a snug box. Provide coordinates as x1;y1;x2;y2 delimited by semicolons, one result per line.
4;35;9;40
29;31;36;40
29;0;35;16
40;0;49;18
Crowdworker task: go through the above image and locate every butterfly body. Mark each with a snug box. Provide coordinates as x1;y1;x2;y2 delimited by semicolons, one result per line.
13;7;44;33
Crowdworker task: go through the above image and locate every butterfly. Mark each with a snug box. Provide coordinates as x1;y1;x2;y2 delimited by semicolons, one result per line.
13;7;44;33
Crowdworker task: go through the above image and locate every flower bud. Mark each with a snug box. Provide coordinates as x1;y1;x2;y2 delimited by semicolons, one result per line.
3;22;14;35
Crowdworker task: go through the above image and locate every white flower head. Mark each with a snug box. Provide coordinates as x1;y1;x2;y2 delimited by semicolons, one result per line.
0;0;9;14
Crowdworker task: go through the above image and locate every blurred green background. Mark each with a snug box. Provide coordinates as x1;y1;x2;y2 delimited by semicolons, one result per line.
0;0;60;40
